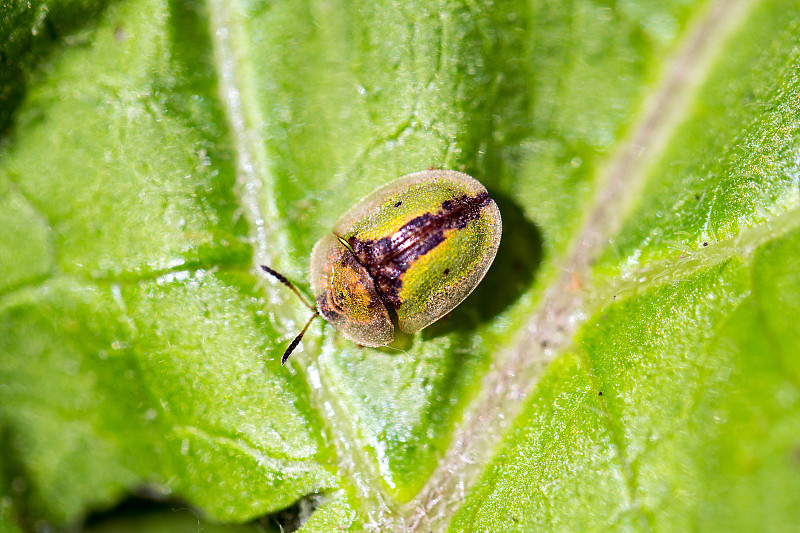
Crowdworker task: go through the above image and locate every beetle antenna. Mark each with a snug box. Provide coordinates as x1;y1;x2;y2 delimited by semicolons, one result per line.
281;312;319;365
260;265;316;311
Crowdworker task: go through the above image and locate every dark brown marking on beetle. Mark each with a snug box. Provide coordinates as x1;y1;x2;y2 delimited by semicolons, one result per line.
444;268;450;276
394;201;402;207
347;191;491;308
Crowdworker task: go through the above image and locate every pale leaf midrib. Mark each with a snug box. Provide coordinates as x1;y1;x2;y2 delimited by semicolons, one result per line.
405;0;757;530
205;0;391;526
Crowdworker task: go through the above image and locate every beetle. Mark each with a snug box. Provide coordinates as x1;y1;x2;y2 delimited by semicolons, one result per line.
262;169;501;364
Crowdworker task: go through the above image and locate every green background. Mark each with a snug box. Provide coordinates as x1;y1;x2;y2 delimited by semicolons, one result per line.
2;0;799;531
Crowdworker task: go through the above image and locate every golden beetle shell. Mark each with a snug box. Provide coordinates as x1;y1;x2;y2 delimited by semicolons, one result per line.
309;169;501;346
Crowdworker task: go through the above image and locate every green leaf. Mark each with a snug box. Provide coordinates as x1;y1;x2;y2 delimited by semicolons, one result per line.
451;0;800;531
1;0;799;531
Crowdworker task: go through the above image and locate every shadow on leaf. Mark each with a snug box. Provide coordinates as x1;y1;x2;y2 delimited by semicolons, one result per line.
81;491;322;533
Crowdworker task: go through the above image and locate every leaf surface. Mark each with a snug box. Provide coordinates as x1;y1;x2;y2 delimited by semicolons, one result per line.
1;0;799;531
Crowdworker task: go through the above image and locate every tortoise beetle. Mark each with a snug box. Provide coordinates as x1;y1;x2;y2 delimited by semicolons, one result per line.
262;169;501;364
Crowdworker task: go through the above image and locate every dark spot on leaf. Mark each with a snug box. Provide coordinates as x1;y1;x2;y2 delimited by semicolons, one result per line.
114;24;127;42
